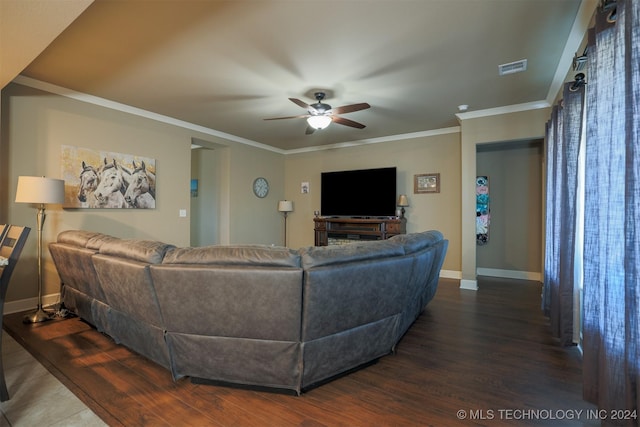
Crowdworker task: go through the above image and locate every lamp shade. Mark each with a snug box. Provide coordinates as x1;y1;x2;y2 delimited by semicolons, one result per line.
397;194;409;207
15;176;65;204
278;200;293;212
307;115;332;130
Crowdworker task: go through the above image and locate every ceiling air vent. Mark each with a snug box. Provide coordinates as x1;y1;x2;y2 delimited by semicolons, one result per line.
498;59;527;76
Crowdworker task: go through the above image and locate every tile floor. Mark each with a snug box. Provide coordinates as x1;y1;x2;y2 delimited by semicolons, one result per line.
0;331;106;427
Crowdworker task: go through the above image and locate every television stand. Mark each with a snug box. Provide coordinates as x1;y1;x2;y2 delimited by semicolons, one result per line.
313;217;406;246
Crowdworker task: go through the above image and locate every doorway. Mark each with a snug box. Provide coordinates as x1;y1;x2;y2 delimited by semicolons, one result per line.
190;139;230;247
475;139;544;281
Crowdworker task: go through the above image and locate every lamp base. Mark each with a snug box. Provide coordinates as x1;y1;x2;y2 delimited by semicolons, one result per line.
23;307;53;324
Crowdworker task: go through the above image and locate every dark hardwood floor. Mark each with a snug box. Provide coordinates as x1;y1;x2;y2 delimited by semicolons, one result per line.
3;277;598;426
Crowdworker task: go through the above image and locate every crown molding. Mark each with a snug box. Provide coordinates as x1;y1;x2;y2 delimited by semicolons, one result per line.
12;75;286;154
455;100;550;122
284;127;461;155
13;75;552;155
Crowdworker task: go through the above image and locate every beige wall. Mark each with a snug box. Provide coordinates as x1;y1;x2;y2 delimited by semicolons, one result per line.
284;131;462;273
1;82;284;303
227;142;286;245
476;140;543;275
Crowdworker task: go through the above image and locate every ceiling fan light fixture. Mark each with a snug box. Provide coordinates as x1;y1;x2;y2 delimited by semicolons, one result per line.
265;92;369;134
307;115;332;130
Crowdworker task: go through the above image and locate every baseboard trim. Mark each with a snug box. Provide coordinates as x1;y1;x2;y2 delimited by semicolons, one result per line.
460;279;478;291
439;269;461;280
476;268;541;282
4;293;60;315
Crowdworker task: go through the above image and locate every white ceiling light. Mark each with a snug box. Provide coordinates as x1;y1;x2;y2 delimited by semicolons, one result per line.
265;92;369;134
307;115;332;130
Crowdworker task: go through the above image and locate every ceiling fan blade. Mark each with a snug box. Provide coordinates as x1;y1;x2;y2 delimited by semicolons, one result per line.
332;116;366;129
290;97;321;114
331;102;371;115
305;125;316;135
289;98;310;109
264;114;309;121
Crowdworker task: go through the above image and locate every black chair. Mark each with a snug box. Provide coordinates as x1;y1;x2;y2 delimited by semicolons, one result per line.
0;225;7;243
0;225;31;401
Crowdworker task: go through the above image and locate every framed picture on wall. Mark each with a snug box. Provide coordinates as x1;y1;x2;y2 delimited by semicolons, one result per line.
414;173;440;194
61;145;156;209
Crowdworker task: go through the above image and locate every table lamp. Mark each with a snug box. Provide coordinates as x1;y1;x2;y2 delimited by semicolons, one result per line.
397;194;409;218
278;200;293;246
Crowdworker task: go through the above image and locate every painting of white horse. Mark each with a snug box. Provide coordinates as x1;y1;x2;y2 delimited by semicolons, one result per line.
93;158;127;208
61;145;156;209
124;161;156;208
77;161;99;206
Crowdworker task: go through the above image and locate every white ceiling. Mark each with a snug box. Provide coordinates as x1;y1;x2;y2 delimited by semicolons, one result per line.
14;0;594;151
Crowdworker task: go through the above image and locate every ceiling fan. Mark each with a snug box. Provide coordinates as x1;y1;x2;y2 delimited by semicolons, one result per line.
264;92;370;134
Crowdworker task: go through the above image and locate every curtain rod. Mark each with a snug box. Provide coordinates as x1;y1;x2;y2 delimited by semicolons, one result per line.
569;0;618;83
600;0;617;23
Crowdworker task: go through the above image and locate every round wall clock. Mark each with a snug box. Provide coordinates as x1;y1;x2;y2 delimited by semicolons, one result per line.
252;177;269;198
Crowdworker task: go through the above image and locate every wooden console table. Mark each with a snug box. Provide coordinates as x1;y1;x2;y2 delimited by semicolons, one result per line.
314;217;406;246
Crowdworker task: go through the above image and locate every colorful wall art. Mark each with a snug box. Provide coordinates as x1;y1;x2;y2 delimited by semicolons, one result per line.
476;176;490;245
62;145;156;209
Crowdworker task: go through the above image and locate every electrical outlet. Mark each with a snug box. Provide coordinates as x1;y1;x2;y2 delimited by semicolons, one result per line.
179;209;187;217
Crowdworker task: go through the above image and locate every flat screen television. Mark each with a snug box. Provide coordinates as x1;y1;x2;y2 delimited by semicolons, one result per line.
321;167;397;217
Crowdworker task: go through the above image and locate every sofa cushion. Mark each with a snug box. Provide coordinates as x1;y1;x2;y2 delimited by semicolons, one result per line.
56;230;104;247
299;239;404;269
86;234;120;250
162;245;300;268
389;230;443;254
98;239;175;264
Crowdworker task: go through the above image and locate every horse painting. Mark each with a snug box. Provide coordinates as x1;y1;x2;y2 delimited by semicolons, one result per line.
77;161;99;207
124;160;156;208
61;145;156;209
134;160;155;198
92;158;128;208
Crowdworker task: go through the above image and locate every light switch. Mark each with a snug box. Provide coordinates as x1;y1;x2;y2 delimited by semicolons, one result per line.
179;209;187;217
